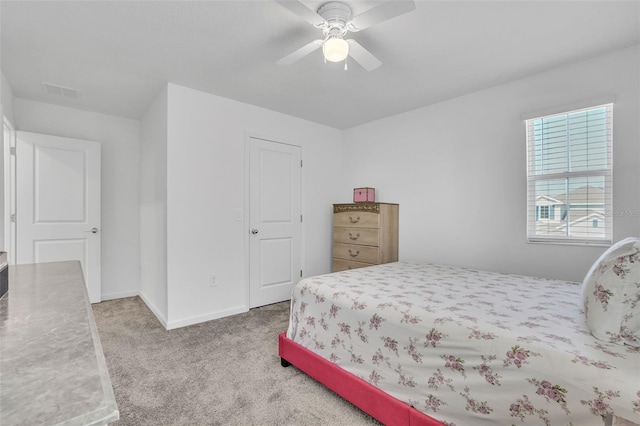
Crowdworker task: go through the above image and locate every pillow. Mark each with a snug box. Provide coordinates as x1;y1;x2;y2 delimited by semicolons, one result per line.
582;237;640;347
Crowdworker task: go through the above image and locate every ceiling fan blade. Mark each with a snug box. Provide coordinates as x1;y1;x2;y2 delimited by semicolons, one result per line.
277;40;323;66
347;39;381;71
275;1;325;27
349;0;416;32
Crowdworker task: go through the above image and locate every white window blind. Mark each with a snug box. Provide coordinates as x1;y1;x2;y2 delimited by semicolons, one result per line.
526;103;612;245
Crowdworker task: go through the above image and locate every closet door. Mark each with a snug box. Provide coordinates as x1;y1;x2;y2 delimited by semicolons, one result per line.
248;136;301;308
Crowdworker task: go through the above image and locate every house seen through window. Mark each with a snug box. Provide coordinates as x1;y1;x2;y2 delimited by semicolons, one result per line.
526;103;612;244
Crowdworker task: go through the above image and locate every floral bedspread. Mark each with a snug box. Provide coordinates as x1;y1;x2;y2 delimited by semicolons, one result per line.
286;262;640;426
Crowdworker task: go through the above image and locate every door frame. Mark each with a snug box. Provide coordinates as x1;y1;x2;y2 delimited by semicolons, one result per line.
243;132;304;309
2;115;16;264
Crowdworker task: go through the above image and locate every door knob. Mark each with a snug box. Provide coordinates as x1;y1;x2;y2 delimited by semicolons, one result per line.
86;227;99;234
251;229;259;235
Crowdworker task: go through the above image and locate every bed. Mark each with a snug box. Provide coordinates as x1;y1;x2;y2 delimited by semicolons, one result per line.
279;252;640;425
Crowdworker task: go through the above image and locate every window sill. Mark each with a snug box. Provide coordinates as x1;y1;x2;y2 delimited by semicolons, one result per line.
527;239;612;248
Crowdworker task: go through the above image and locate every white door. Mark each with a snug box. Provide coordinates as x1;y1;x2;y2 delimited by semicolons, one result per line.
249;137;301;308
16;131;101;303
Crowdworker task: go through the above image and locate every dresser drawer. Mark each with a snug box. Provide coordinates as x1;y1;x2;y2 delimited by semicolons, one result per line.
333;227;379;246
332;258;373;272
333;211;379;228
333;243;379;264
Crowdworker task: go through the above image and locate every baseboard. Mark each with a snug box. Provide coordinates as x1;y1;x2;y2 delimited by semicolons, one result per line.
138;291;168;329
103;290;249;331
165;305;248;330
100;290;138;301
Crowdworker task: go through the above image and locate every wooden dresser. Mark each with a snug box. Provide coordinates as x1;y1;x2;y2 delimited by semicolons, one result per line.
332;203;399;272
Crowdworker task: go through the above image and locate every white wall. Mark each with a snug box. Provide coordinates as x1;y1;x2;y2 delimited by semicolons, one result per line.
342;45;640;283
1;72;15;124
163;83;342;328
1;72;15;254
139;87;168;325
13;99;141;299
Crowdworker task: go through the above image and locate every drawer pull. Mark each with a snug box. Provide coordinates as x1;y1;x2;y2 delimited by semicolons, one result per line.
349;216;360;224
348;232;360;240
348;249;360;258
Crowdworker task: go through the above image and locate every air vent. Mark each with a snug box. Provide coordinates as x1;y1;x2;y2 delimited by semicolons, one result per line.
41;82;81;99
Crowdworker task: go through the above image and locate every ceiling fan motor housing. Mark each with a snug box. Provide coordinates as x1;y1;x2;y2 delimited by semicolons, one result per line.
317;1;352;36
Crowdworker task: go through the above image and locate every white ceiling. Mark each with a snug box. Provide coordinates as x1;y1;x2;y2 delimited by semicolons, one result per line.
2;1;639;129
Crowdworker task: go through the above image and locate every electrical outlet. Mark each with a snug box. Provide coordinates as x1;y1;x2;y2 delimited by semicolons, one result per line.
209;273;217;287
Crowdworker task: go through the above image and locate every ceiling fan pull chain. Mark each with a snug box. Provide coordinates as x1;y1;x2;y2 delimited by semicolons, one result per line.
344;60;348;71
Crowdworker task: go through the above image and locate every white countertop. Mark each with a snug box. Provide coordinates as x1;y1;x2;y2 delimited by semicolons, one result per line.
0;261;119;425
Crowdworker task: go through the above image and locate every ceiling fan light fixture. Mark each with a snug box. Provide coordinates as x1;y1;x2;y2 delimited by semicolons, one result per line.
323;37;349;62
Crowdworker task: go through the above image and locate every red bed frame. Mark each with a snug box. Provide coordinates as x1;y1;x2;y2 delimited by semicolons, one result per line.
278;332;444;426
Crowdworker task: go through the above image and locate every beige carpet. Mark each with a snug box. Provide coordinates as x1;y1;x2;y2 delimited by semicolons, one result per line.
92;297;380;425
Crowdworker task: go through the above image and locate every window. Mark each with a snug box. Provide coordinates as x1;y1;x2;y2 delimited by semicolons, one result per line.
526;103;612;244
538;205;550;220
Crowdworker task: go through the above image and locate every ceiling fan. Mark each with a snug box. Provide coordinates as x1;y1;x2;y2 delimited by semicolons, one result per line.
275;0;416;71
